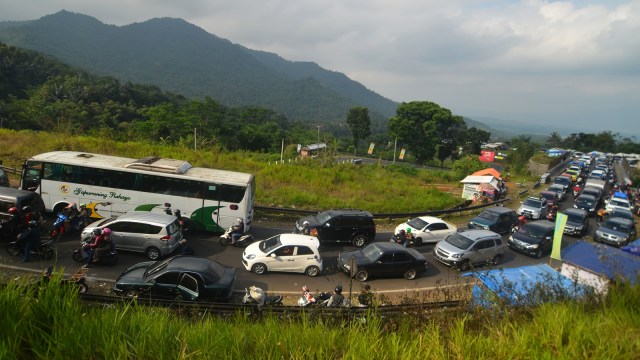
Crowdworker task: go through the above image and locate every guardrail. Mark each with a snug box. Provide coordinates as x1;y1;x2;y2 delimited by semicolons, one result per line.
0;164;20;175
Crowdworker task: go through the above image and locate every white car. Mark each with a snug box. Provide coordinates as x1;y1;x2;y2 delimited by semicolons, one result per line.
242;234;323;277
394;216;458;246
605;197;632;214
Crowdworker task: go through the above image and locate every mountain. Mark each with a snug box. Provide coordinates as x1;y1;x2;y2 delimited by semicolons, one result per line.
0;10;398;129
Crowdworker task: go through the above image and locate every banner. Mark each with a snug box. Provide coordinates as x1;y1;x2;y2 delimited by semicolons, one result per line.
479;150;495;163
551;213;567;260
399;148;406;160
367;143;375;155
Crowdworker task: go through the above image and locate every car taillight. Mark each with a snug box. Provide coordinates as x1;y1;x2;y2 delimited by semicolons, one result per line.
160;235;170;241
230;204;238;210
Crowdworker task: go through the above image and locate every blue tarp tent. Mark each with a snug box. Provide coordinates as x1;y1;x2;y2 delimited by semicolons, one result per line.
613;191;628;199
561;241;640;285
621;239;640;257
468;264;587;307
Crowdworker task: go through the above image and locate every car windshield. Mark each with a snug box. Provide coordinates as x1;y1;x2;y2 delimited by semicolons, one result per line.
145;258;172;277
555;177;571;185
259;235;282;253
407;217;429;229
601;220;631;233
540;192;555;201
477;210;499;221
517;225;546;239
315;211;333;224
609;210;632;221
523;199;543;208
548;185;563;193
566;213;585;223
610;199;629;207
445;233;474;250
361;243;383;262
576;197;595;207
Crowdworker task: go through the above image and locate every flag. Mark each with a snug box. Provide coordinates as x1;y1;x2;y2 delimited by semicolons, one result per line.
399;148;406;160
367;143;375;155
551;213;567;260
479;150;495;162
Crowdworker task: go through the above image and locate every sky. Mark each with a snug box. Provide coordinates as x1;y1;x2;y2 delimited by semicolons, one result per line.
0;0;639;138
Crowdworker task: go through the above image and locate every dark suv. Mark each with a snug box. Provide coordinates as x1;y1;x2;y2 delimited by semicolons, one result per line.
295;209;375;247
468;207;519;235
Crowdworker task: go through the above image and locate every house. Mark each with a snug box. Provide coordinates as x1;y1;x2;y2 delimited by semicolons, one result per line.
297;143;327;158
560;240;640;294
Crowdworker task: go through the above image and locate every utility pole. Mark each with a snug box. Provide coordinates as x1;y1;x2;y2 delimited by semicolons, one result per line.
393;137;397;164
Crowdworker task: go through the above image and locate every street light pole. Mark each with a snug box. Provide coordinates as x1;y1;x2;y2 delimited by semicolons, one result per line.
316;125;321;155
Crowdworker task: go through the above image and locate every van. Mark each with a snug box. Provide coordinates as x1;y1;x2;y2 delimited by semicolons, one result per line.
81;211;183;260
0;187;45;221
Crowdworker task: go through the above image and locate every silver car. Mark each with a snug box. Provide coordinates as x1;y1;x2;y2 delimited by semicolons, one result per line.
81;211;183;260
433;229;504;271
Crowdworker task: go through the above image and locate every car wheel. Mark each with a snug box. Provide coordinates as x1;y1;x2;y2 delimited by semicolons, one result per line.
145;247;161;260
458;260;471;272
252;263;267;275
352;235;367;248
414;238;423;246
123;289;138;299
492;254;503;265
355;270;369;282
305;266;320;277
404;268;417;280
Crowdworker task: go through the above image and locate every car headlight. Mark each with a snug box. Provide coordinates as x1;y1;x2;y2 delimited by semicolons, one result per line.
575;225;583;230
343;263;351;270
596;231;604;237
245;254;256;260
451;253;463;258
528;244;539;249
589;208;595;212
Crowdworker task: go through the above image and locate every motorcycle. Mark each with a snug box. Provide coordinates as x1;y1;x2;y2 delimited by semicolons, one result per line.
71;236;118;265
572;186;581;197
546;206;558;221
164;203;193;233
242;286;283;307
297;286;331;306
219;225;254;247
49;213;69;241
7;231;55;260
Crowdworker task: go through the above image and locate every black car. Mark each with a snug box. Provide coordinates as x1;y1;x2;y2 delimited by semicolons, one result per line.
608;208;636;225
337;242;428;281
468;207;519;235
0;168;9;187
112;255;236;301
507;221;555;258
595;218;637;247
562;208;589;236
573;194;597;216
581;187;603;206
553;175;573;192
295;209;376;247
539;190;558;207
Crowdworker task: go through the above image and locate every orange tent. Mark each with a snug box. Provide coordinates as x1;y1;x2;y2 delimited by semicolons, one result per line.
472;168;502;180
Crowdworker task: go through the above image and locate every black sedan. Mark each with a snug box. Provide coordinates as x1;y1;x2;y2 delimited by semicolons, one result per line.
336;242;428;282
507;221;555;258
112;255;236;301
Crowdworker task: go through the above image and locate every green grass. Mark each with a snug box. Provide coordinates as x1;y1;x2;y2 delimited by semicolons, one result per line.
1;277;638;359
0;129;461;213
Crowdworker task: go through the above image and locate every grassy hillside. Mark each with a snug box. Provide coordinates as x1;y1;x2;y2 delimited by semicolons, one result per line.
0;129;460;213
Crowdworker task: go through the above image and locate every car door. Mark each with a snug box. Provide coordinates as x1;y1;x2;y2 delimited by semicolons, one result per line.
176;273;200;301
495;214;511;234
470;239;495;265
149;271;180;299
543;228;554;253
265;245;296;272
423;223;453;244
390;251;415;275
289;245;316;273
106;221;135;250
369;252;394;277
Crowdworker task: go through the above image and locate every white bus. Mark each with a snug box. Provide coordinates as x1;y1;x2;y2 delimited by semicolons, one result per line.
19;151;255;232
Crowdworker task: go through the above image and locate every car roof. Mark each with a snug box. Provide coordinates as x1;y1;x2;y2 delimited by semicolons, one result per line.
482;206;515;214
460;229;501;240
321;209;373;217
416;216;449;224
277;233;320;248
604;217;633;226
576;194;596;201
562;208;587;216
523;221;555;230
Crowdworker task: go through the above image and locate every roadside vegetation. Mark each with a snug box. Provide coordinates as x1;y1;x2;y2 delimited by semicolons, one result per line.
0;275;638;359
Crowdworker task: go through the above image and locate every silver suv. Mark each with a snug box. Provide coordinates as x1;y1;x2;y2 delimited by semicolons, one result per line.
517;196;548;219
433;229;504;271
81;211;183;260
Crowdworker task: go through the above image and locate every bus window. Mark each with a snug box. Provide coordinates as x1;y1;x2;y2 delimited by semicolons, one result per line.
219;184;246;203
204;184;219;201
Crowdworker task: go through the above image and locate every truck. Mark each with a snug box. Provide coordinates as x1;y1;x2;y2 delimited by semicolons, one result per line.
584;178;607;193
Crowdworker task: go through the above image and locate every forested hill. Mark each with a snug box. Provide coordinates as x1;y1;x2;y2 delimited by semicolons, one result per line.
0;10;398;128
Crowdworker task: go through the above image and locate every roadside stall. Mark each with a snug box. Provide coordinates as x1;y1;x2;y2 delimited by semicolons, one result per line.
460;175;501;202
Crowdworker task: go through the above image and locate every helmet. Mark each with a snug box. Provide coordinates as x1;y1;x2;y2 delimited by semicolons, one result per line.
8;207;18;214
21;206;32;213
518;215;526;222
164;203;171;208
406;228;411;233
102;228;112;235
236;218;244;224
80;204;87;208
335;284;343;294
303;221;309;226
93;228;103;236
302;285;309;292
28;220;38;228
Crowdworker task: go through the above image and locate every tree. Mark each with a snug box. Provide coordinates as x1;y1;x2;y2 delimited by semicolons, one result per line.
388;101;465;163
547;131;563;148
452;156;485;180
346;107;371;155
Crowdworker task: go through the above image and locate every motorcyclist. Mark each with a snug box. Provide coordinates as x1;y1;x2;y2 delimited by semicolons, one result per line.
326;284;346;307
20;220;40;263
21;206;43;227
393;229;407;245
301;221;311;235
357;284;373;307
404;228;413;248
231;218;244;245
93;227;114;263
300;285;316;305
77;204;90;228
6;207;23;239
82;228;104;268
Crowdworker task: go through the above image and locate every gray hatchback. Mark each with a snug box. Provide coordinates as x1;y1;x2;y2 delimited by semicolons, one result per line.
433;229;505;271
81;211;183;260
